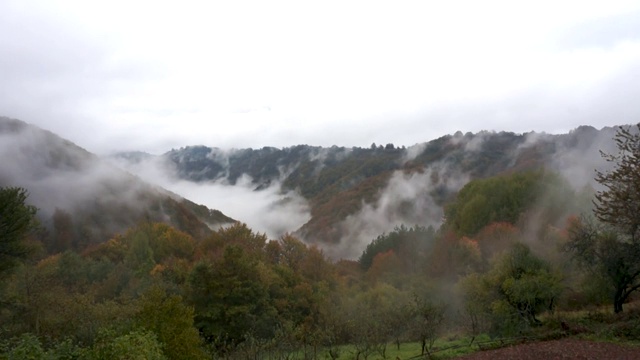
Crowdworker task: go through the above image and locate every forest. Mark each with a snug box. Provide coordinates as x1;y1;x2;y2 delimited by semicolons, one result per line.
1;126;640;359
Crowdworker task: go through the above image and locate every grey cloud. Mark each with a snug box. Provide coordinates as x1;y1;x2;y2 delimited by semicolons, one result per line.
1;1;639;160
325;163;470;259
0;3;161;154
403;143;427;162
550;127;618;190
553;10;640;50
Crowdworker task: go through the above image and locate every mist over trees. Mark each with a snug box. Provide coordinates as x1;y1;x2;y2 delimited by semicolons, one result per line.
0;166;590;358
566;124;640;313
0;117;235;251
1;117;638;358
114;124;617;260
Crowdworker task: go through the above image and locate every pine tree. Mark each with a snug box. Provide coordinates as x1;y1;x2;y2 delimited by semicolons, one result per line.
0;186;37;275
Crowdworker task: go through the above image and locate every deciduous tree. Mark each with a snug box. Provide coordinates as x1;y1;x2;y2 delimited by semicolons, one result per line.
566;125;640;313
189;246;275;352
136;285;207;360
566;217;640;313
593;124;640;238
461;243;561;335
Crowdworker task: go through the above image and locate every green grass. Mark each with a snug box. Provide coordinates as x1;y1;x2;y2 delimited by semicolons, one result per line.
326;304;640;359
272;304;640;359
322;334;491;360
539;301;640;345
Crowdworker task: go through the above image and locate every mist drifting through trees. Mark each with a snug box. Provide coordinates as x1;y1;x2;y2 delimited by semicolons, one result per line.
1;117;639;358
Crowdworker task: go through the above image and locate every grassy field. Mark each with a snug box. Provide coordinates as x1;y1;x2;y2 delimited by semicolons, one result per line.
263;303;640;360
308;334;492;360
326;305;640;359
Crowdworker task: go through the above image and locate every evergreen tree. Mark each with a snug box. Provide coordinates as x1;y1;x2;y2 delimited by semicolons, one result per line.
0;187;37;275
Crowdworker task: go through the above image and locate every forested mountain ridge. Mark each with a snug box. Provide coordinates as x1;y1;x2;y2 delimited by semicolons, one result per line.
0;117;234;252
1;114;620;258
2;118;637;359
162;125;613;189
122;125;618;257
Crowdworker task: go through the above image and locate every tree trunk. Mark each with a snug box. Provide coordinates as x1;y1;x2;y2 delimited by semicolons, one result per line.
614;287;625;313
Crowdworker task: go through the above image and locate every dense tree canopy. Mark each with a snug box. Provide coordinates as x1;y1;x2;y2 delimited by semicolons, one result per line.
461;243;562;335
445;170;574;237
0;170;612;356
359;225;435;271
0;187;37;275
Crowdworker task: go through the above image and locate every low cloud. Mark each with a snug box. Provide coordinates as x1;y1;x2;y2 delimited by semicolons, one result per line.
403;143;427;163
110;155;311;239
325;163;470;259
0;118;175;241
550;127;618;190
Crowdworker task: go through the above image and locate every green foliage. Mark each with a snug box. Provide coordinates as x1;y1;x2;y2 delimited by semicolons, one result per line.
359;225;435;271
135;285;207;360
145;223;195;263
566;125;640;313
0;187;37;276
594;124;640;239
90;328;167;360
0;250;140;344
124;229;155;277
406;291;446;356
189;245;276;351
0;334;85;360
56;251;97;291
1;333;45;360
340;284;411;359
566;217;640;313
47;338;85;360
460;243;562;336
445;171;568;237
199;222;267;259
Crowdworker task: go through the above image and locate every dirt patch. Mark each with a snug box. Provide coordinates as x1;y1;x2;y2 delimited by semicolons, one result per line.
454;339;640;359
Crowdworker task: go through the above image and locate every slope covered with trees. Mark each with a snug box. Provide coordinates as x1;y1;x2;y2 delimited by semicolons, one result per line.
143;126;615;251
1;117;638;359
0;117;234;253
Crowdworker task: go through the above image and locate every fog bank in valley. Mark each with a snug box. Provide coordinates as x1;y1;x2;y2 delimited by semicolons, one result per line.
111;155;311;240
328;164;469;259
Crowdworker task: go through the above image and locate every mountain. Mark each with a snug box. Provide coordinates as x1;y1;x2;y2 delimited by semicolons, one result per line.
0;117;234;251
116;125;621;258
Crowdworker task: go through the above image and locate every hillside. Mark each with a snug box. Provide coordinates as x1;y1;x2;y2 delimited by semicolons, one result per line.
2;118;638;359
0;117;234;251
116;125;619;257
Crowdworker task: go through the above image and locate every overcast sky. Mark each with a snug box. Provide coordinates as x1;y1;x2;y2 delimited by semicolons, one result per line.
2;0;640;155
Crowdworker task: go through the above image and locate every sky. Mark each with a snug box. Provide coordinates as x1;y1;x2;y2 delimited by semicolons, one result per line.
2;0;640;155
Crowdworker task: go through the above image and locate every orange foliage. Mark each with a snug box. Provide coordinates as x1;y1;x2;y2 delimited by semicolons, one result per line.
300;245;334;284
335;259;363;287
460;236;480;253
428;231;457;277
475;222;519;259
83;236;127;262
558;214;581;241
428;231;482;277
367;249;401;282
